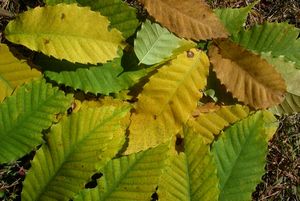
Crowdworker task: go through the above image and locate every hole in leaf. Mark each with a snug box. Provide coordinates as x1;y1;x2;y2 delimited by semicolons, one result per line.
85;172;102;189
151;192;158;201
175;134;185;153
150;186;159;201
91;172;103;180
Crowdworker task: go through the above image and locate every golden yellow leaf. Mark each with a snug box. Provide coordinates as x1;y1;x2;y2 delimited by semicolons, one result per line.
139;0;228;40
208;39;286;109
0;43;41;102
187;104;250;144
125;49;209;154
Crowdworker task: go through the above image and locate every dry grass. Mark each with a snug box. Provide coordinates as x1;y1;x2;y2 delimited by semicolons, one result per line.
253;114;300;200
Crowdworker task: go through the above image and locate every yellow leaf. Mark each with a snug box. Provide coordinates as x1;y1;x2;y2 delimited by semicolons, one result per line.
187;104;250;144
0;43;41;102
139;0;228;40
5;4;124;64
125;49;209;154
208;39;286;109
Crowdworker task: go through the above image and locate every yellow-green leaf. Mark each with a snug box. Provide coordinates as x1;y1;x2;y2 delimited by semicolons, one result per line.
0;43;41;102
126;49;209;154
74;143;169;201
4;4;124;64
21;105;130;201
158;126;219;201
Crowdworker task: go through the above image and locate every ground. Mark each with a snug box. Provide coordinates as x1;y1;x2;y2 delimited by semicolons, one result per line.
0;0;299;200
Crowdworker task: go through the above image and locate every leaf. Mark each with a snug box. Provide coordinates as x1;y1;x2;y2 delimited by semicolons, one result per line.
44;57;149;95
0;43;41;102
126;49;209;154
4;4;124;64
187;104;250;144
232;22;300;69
261;53;300;114
261;53;300;96
73;143;169;201
21;105;131;201
270;93;300;115
134;20;182;65
212;111;278;201
214;1;257;35
208;39;286;109
0;78;73;163
158;127;219;201
139;0;228;40
45;0;77;5
76;0;139;38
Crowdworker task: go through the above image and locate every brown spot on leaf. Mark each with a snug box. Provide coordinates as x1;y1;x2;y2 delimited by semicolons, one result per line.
43;39;50;45
61;13;65;20
187;50;194;58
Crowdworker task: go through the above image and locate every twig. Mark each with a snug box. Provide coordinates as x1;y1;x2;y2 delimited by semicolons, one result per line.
0;7;15;18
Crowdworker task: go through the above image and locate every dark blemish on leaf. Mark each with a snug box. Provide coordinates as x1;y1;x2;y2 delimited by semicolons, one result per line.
175;134;184;153
43;39;50;45
67;101;76;114
61;13;65;20
187;50;194;58
153;115;157;120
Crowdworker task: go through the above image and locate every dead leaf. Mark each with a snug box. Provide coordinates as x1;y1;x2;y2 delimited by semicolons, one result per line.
208;39;286;109
139;0;229;40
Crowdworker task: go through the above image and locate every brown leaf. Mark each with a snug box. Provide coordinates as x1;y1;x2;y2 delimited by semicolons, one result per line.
139;0;229;40
208;39;286;109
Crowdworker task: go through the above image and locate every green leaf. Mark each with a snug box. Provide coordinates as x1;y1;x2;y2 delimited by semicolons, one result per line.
43;57;149;95
4;4;124;64
21;105;131;201
261;52;300;114
0;78;73;163
232;22;300;68
76;0;139;38
0;43;41;102
261;53;300;96
73;143;169;201
158;127;219;201
212;111;278;201
134;20;182;65
214;1;257;35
